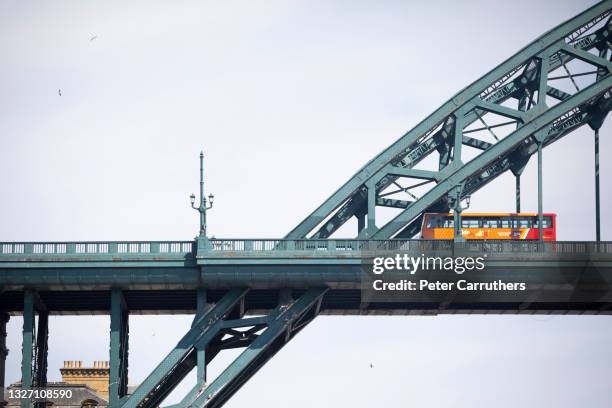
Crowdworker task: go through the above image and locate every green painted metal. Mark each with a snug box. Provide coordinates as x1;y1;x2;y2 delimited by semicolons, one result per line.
191;152;214;240
109;289;129;408
33;308;48;408
0;241;194;256
3;4;612;408
20;291;34;408
151;289;327;408
196;288;207;386
1;240;610;292
0;313;8;407
109;287;327;408
0;239;611;263
2;238;611;268
0;266;200;292
17;291;47;408
373;76;612;239
595;128;601;241
186;288;328;408
537;141;544;242
121;288;248;408
515;175;521;213
32;309;48;408
0;241;195;270
286;0;612;240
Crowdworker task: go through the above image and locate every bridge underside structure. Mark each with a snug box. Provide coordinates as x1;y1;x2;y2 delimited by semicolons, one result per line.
2;1;612;407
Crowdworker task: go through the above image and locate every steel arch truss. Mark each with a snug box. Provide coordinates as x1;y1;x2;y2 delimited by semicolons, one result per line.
287;0;612;240
118;287;327;408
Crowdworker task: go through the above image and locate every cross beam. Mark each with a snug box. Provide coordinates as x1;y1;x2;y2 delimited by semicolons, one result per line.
116;288;327;408
186;288;327;408
121;288;248;408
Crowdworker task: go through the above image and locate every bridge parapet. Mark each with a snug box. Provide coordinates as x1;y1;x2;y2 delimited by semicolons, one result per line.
0;241;195;268
0;241;194;257
1;240;611;263
208;239;612;255
203;239;612;263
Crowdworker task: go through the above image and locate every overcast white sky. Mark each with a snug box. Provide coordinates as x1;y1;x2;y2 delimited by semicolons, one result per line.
2;0;612;407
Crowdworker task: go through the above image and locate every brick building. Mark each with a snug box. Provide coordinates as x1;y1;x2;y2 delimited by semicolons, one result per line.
5;361;111;408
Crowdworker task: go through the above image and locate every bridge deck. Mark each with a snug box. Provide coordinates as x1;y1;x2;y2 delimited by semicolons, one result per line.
1;240;611;315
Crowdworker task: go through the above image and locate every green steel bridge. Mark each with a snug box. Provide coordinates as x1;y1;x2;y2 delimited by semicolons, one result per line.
2;1;612;407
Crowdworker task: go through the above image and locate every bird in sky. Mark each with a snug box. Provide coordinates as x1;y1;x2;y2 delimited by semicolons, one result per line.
58;89;62;96
90;35;98;41
370;363;373;368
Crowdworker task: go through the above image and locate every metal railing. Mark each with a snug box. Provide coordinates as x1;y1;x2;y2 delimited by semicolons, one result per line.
0;240;610;260
208;239;612;254
209;239;454;252
0;241;195;257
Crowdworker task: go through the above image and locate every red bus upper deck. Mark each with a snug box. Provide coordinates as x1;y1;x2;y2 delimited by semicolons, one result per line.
421;213;557;241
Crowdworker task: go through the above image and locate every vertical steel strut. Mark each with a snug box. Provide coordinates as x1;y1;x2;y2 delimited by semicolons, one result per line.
595;128;601;241
537;141;544;242
367;181;376;237
0;313;9;408
20;291;47;408
33;308;48;408
20;292;34;408
515;176;521;213
109;289;129;407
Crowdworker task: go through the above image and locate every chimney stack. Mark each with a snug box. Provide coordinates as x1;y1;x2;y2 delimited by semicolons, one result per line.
60;360;110;401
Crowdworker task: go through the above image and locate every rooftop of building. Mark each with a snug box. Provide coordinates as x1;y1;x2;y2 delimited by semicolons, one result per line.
5;382;107;408
4;360;116;408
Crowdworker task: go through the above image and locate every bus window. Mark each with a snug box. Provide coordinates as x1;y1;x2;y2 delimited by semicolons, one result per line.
500;218;512;228
533;216;552;228
462;218;479;228
443;217;454;228
516;218;531;228
427;216;444;228
482;218;500;228
545;216;552;227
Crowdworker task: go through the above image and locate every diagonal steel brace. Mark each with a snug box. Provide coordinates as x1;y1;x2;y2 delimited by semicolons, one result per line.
183;287;328;408
119;288;249;408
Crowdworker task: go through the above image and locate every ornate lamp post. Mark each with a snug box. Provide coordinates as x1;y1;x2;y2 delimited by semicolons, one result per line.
190;152;214;239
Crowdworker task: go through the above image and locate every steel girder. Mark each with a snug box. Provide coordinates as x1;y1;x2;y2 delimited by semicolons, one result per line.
20;291;48;408
119;288;248;408
195;288;208;386
286;0;612;240
185;287;327;408
118;287;327;408
109;289;129;407
0;312;8;407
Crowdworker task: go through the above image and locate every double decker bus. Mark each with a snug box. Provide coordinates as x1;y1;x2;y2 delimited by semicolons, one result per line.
421;213;557;241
